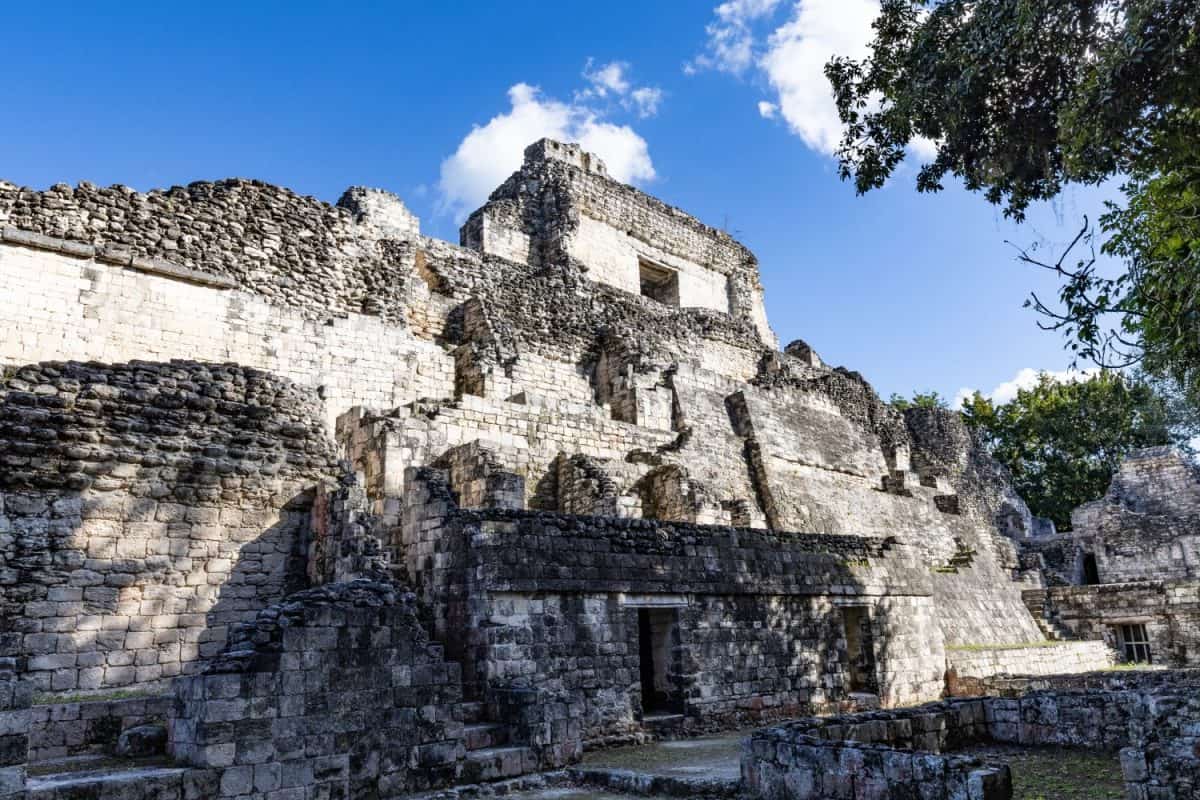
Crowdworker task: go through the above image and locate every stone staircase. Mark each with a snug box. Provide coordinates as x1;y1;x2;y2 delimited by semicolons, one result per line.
457;700;538;783
1025;594;1073;641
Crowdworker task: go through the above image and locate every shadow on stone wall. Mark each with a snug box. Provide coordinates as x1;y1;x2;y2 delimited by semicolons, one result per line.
0;360;339;695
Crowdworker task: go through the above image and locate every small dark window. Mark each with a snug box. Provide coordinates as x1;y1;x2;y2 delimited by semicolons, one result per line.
1082;553;1101;585
1118;623;1152;664
639;259;679;306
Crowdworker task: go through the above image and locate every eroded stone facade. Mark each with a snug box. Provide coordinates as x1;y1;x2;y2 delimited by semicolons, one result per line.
0;139;1154;798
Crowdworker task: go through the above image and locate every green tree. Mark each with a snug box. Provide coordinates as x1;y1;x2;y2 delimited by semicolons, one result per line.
826;0;1200;219
826;1;1200;401
889;390;950;410
961;372;1174;529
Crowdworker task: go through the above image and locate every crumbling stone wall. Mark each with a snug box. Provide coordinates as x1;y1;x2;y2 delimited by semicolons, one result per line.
462;140;775;346
1069;447;1200;583
170;581;472;798
745;675;1200;799
0;241;454;432
742;700;1011;800
455;509;946;732
0;361;338;692
0;179;417;321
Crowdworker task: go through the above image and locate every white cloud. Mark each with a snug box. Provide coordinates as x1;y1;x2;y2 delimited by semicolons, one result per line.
580;60;664;119
759;0;878;155
689;0;785;74
954;367;1102;409
630;87;664;118
692;1;937;160
583;59;631;97
438;83;656;220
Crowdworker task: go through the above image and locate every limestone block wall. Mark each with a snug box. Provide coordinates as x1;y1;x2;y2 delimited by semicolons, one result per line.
0;361;339;694
1069;447;1200;583
570;215;731;314
27;694;169;762
339;393;678;519
742;700;1011;800
0;242;455;432
744;684;1200;800
0;178;414;321
170;581;472;798
465;512;946;722
1025;581;1200;667
461;139;777;347
478;592;644;745
945;641;1115;684
728;383;1046;647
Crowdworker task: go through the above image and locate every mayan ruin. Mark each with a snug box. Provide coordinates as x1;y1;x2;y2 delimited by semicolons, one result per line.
2;132;1199;800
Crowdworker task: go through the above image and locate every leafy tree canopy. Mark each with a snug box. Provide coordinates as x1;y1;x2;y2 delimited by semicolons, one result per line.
960;371;1185;529
828;0;1200;402
826;0;1200;220
889;390;951;410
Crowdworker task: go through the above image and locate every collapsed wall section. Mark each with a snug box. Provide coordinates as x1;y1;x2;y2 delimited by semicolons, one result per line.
170;581;473;798
1069;447;1200;583
0;360;339;693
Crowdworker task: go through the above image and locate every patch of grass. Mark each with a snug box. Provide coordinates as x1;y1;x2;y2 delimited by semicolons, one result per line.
33;688;157;706
1099;662;1162;672
946;641;1066;652
965;744;1125;800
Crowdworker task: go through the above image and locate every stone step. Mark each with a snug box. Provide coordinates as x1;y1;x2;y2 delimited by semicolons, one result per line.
27;764;200;800
641;712;686;736
460;745;537;783
569;766;741;799
464;722;509;751
458;701;487;724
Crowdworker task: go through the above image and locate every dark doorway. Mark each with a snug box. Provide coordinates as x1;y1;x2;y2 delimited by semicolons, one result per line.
841;606;879;694
1082;553;1101;585
637;607;680;714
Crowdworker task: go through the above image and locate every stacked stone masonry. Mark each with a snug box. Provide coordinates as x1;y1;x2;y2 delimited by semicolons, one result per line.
2;138;1189;798
744;671;1200;799
1019;447;1200;668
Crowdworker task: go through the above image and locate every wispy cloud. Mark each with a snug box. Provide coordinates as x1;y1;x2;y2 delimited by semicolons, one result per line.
687;0;785;75
690;1;935;159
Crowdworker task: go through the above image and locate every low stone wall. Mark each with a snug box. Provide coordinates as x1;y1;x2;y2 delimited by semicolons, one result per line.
1123;686;1200;798
946;640;1114;684
27;694;169;762
0;648;29;800
170;581;477;798
947;667;1200;698
742;700;1011;800
744;675;1200;799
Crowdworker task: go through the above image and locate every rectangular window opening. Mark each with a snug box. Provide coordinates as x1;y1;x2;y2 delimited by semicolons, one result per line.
1117;623;1152;664
639;259;679;306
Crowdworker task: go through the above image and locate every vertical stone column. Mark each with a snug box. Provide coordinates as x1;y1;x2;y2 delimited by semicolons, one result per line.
0;644;30;800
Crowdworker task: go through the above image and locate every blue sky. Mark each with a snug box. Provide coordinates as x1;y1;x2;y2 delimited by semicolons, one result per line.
2;1;1118;404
